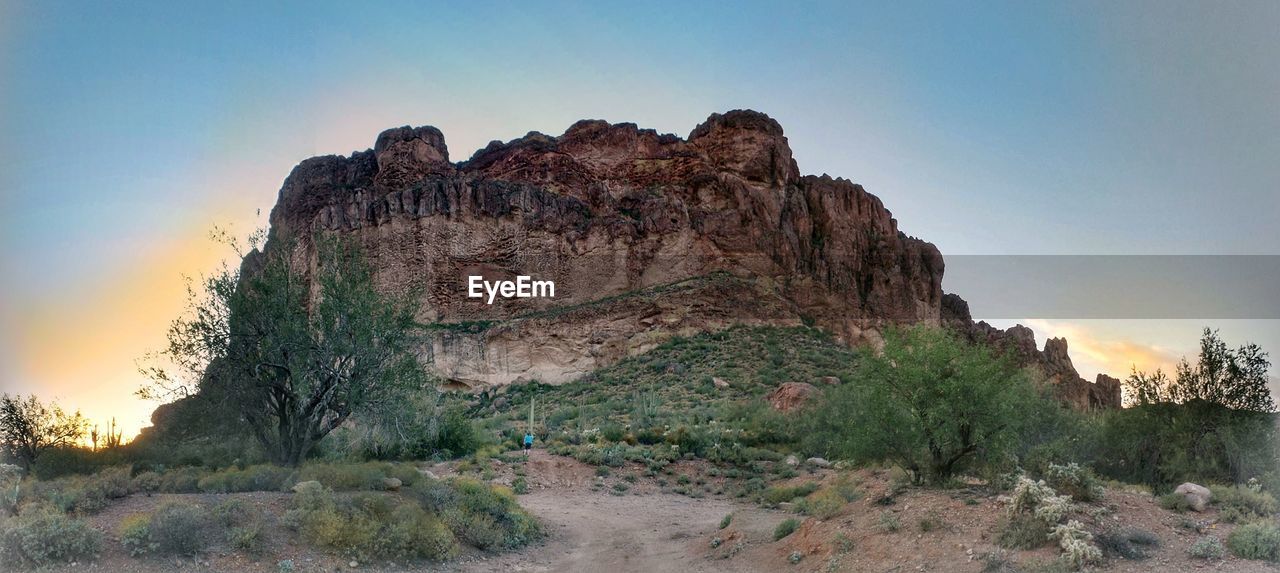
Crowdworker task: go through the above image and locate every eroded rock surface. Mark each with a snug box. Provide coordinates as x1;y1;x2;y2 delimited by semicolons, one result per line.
262;110;1119;408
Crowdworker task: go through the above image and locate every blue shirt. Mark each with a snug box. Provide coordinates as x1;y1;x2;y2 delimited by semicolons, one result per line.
524;434;534;445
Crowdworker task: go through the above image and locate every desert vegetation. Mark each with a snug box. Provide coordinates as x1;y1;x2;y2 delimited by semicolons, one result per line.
1;235;1276;571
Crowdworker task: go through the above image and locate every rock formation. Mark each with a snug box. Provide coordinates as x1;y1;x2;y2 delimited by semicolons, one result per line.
262;109;1120;408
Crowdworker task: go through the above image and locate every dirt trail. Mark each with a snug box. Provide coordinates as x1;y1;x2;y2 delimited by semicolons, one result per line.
440;450;774;573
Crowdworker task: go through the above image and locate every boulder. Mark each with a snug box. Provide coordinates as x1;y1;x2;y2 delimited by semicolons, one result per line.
712;377;731;389
382;477;402;491
806;457;832;468
784;455;800;467
1174;482;1212;512
766;382;817;412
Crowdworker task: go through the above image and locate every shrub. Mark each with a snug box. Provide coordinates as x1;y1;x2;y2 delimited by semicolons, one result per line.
1095;528;1158;560
287;485;459;561
297;462;387;491
130;471;161;494
157;466;205;493
512;477;528;495
1158;492;1192;512
796;488;845;520
1043;463;1104;502
148;502;214;556
918;511;944;533
1227;521;1280;562
1188;536;1225;560
444;478;540;550
774;518;800;540
119;514;155;557
227;523;264;555
719;513;733;529
760;482;819;506
1209;484;1278;523
877;511;900;533
0;507;102;567
198;464;294;493
997;513;1050;550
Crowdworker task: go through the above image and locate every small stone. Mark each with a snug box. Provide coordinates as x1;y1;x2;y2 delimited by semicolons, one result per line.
785;454;800;467
805;457;831;468
382;477;402;490
350;560;359;568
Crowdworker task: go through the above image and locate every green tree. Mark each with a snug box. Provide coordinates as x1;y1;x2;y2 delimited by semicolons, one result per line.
0;394;88;471
144;232;425;466
805;325;1040;484
1124;328;1274;412
1101;328;1277;488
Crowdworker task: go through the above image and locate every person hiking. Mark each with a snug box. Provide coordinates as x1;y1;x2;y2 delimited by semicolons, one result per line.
523;432;534;453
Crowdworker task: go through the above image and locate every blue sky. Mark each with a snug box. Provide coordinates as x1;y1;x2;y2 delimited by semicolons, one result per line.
2;0;1277;434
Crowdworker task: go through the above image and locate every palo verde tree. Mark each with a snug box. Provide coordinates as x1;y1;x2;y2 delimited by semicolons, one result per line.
144;231;425;466
0;394;89;471
1124;327;1275;412
1100;328;1277;487
805;325;1041;485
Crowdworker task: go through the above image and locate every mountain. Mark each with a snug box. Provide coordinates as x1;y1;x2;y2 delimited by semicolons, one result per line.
261;109;1119;408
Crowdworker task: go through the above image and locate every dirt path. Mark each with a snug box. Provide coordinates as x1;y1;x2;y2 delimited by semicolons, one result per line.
438;450;775;573
444;489;761;573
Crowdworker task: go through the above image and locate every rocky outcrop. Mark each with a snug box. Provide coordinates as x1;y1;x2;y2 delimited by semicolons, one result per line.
265;110;948;387
766;382;818;412
947;314;1122;410
262;109;1119;409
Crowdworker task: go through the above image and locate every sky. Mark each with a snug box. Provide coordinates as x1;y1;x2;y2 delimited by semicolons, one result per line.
1;0;1277;439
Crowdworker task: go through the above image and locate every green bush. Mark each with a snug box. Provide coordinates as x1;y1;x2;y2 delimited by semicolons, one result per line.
157;466;206;493
148;502;215;556
877;511;901;534
198;464;294;493
795;488;845;520
289;476;536;561
0;506;101;562
130;471;161;494
804;326;1044;485
1227;522;1280;562
774;518;800;540
760;482;819;506
997;513;1050;550
119;514;155;557
1209;484;1278;523
24;466;130;515
0;507;103;567
1188;536;1225;559
298;462;413;491
444;478;540;550
719;513;733;529
1158;492;1192;512
227;523;264;555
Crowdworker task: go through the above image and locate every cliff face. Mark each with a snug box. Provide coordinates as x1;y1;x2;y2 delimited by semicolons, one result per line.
264;110;1117;408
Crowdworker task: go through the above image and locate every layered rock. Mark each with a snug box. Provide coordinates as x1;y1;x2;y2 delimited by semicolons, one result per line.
263;109;1117;408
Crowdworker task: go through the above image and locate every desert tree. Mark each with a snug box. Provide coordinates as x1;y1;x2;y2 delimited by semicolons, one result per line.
1124;328;1274;412
0;394;89;471
143;230;425;466
804;325;1041;485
